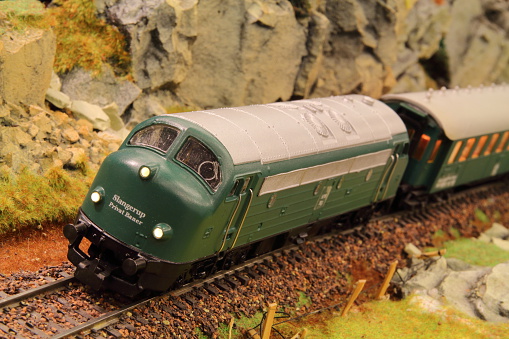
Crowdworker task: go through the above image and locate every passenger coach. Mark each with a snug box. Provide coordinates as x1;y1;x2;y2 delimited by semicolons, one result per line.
383;86;509;201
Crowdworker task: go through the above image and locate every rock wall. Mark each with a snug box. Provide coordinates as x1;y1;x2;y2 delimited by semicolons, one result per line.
91;0;509;126
1;0;509;175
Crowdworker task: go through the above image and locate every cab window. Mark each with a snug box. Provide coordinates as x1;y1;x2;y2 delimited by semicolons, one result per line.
177;137;221;191
129;124;180;153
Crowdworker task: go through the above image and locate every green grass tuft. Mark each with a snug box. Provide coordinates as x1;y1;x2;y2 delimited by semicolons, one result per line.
0;166;93;235
317;298;509;339
0;0;131;76
48;0;131;75
442;237;509;267
474;208;490;223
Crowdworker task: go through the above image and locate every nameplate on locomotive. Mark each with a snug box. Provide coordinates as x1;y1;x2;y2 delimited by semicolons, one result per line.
108;194;146;225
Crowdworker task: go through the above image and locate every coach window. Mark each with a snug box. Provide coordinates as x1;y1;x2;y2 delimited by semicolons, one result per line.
471;136;488;159
412;134;430;161
496;131;509;153
458;138;475;162
484;133;500;156
177;137;222;191
427;139;442;163
448;141;463;164
129;124;180;153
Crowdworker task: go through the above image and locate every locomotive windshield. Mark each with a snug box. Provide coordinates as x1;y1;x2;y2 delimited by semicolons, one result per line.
177;137;221;191
129;124;180;153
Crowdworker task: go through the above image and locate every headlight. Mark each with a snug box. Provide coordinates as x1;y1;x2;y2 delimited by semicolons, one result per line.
139;165;157;180
90;187;105;203
139;166;151;179
152;223;173;240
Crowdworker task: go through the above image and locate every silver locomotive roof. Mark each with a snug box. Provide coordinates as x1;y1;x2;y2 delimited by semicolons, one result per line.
382;85;509;141
172;95;407;165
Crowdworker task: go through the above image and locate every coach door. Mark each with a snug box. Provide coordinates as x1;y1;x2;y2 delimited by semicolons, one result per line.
217;175;257;254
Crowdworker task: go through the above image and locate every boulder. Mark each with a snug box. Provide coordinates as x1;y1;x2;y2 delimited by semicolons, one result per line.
484;222;509;239
0;28;56;106
45;88;72;109
69;100;111;131
393;252;509;323
60;65;141;117
440;268;491;319
471;262;509;322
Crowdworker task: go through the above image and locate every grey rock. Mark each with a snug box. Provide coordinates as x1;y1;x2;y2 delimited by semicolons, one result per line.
396;255;509;323
492;238;509;251
0;127;33;147
60;65;141;117
109;0;196;91
477;233;493;243
45;88;72;109
128;93;170;129
446;0;509;87
446;257;477;272
102;102;125;132
50;71;62;91
440;268;491;319
471;263;509;322
396;257;449;297
313;0;398;98
484;222;509;239
294;10;330;98
70;101;111;131
404;243;422;257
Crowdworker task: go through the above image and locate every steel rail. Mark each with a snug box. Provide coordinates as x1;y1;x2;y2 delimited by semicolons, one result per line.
0;276;76;309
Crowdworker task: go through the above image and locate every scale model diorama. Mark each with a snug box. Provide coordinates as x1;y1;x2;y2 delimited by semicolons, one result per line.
64;86;509;297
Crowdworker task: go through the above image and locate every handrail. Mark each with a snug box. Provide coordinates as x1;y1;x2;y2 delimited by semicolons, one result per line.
230;188;254;249
382;153;400;200
373;154;395;202
217;194;243;254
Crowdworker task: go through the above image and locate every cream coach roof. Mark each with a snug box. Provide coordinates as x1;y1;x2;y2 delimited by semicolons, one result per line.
382;86;509;141
172;95;407;165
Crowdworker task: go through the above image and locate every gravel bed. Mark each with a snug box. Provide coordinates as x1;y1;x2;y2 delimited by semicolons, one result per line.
1;186;507;338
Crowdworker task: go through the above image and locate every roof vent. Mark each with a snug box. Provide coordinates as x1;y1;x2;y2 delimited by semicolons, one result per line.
362;96;374;106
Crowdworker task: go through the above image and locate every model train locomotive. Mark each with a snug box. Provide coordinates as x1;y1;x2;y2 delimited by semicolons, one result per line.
64;86;509;297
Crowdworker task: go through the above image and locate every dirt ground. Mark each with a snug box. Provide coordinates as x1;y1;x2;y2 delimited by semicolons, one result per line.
0;224;69;275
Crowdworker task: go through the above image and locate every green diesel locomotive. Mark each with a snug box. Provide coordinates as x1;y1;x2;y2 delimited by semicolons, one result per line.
64;87;509;296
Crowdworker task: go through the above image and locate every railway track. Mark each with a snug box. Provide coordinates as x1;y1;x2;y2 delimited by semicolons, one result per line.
1;181;508;338
0;248;307;338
